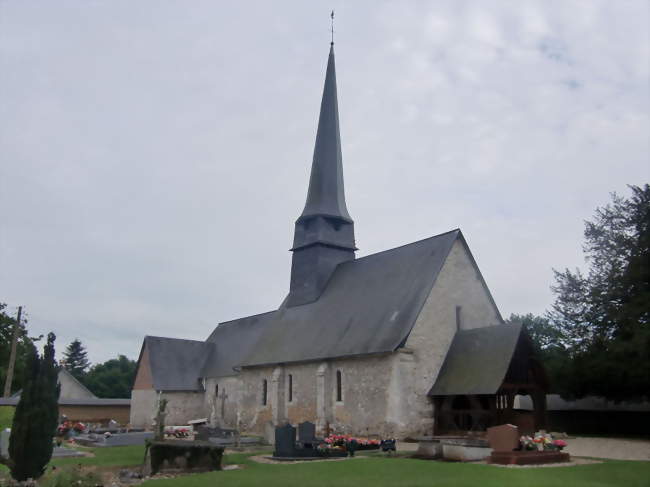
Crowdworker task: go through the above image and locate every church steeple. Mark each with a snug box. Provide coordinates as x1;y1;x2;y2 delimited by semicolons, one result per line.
286;45;356;307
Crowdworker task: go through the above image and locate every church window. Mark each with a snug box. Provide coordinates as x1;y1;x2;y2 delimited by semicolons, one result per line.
215;384;219;397
262;379;268;406
336;370;342;402
455;305;462;331
288;374;293;402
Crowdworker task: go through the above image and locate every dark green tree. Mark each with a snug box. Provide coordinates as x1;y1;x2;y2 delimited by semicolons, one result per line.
506;313;571;394
62;338;90;380
0;303;39;395
7;333;60;481
548;184;650;400
83;355;137;398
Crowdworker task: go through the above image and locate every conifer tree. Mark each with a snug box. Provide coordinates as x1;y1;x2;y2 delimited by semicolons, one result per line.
8;333;60;481
548;184;650;400
62;338;90;379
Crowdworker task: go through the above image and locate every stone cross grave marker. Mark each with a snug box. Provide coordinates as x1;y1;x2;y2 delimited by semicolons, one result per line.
274;423;296;457
486;424;520;452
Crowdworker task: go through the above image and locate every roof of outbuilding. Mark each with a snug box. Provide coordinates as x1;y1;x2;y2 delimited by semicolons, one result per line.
0;397;130;406
428;323;524;396
233;229;462;368
142;336;213;391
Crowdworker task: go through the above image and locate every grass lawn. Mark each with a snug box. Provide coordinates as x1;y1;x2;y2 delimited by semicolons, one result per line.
144;450;649;487
0;406;14;430
1;446;648;486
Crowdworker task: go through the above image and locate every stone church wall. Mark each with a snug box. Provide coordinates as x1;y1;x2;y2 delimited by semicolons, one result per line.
129;389;205;428
162;391;206;426
223;355;394;437
393;238;503;437
130;389;157;427
204;376;242;428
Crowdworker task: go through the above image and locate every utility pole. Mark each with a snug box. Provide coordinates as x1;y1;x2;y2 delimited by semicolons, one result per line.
3;306;22;398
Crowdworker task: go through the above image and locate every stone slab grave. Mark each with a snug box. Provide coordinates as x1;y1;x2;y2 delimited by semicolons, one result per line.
145;439;224;475
486;424;570;465
486;424;520;452
52;446;85;458
414;437;442;459
272;423;346;460
195;425;237;442
490;450;571;465
75;431;154;447
440;438;492;461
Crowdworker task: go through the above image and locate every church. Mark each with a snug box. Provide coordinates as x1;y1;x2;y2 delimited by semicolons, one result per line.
130;44;547;439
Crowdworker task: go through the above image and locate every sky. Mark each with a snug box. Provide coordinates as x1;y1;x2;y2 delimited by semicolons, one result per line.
1;1;648;365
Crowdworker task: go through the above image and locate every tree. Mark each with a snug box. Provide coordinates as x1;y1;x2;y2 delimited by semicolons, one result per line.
0;303;38;395
62;338;90;380
506;313;571;394
548;184;650;400
7;333;60;481
83;355;137;398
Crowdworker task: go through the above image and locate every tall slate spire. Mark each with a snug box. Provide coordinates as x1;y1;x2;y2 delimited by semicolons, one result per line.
286;45;356;307
299;44;352;224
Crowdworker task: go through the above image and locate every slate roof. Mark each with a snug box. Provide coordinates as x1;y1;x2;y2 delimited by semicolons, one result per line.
201;311;276;378
142;336;214;391
428;323;524;396
232;229;462;368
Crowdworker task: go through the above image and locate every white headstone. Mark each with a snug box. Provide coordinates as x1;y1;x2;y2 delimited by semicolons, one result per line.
0;428;11;459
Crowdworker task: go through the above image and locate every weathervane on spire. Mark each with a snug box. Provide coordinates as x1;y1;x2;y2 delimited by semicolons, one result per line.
330;10;335;45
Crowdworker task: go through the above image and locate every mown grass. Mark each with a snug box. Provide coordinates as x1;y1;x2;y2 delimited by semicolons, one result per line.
1;445;649;487
0;407;14;431
144;450;649;487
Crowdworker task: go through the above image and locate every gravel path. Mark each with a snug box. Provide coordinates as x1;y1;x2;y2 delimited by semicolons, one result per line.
399;438;650;461
564;437;650;461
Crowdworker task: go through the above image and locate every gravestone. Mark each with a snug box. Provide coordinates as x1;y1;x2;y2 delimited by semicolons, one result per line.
297;421;316;445
486;424;520;452
273;424;296;457
196;425;236;441
0;428;10;459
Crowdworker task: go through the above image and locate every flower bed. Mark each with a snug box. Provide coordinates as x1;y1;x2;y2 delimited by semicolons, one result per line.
323;434;381;451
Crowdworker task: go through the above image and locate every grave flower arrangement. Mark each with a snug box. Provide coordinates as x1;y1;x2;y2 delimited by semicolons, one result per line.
164;427;191;438
519;435;536;451
57;421;86;437
552;439;567;451
321;434;381;454
520;433;568;452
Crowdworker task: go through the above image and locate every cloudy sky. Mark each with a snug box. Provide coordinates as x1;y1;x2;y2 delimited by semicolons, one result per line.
1;1;648;364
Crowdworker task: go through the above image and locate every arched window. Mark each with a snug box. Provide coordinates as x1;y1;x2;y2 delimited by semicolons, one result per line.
288;374;293;402
262;379;268;406
336;370;342;402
